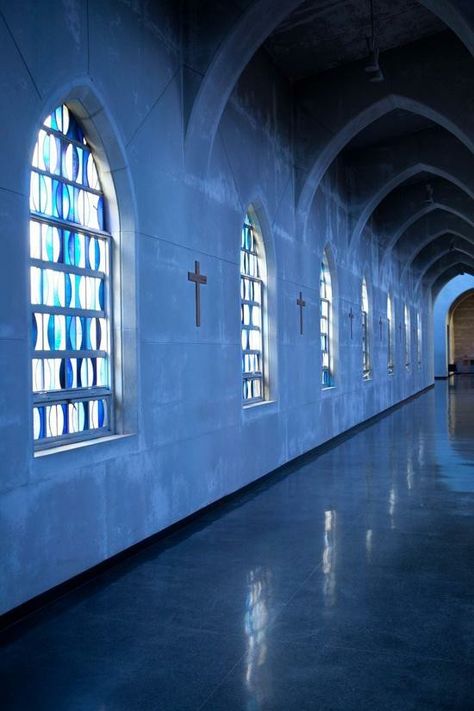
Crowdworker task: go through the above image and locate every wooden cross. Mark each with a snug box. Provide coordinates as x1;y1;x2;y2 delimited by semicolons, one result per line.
349;307;354;339
297;291;306;335
379;316;383;341
188;260;207;327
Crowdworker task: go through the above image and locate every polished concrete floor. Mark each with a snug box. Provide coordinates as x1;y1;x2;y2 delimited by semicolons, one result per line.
1;380;474;710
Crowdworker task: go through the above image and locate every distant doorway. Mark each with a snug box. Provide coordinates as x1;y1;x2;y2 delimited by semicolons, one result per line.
448;291;474;374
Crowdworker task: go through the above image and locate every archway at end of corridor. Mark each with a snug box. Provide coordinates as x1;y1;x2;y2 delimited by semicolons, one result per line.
433;275;474;378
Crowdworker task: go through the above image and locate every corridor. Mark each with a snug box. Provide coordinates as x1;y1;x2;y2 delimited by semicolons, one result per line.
1;381;473;710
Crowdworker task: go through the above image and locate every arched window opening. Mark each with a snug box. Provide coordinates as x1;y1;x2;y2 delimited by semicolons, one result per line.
362;278;370;379
30;104;112;447
404;304;411;368
320;251;333;387
387;293;394;374
241;211;266;403
417;311;422;366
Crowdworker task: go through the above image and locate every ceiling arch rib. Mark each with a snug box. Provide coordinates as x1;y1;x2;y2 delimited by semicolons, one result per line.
422;253;474;291
402;226;474;280
185;0;473;184
373;179;474;247
432;266;474;298
347;132;474;249
184;0;303;177
296;33;473;235
384;204;474;262
395;212;474;266
420;0;474;55
414;236;474;288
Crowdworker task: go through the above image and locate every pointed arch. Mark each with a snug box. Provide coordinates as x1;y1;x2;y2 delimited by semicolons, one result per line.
185;0;473;185
240;205;268;403
27;81;138;448
30;104;113;445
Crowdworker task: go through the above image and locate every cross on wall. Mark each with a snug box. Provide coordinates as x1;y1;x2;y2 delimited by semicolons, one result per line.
349;307;354;339
297;291;306;335
188;260;207;327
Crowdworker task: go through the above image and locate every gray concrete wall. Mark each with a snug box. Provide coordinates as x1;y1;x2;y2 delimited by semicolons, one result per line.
0;0;432;614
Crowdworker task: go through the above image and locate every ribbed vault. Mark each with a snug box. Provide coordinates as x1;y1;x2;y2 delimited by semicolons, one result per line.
183;0;473;297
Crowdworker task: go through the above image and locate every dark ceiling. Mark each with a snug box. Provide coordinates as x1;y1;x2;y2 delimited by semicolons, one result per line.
265;0;445;81
344;110;437;151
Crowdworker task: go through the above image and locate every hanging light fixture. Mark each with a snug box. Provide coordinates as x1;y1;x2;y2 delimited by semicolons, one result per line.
365;0;384;82
424;183;434;205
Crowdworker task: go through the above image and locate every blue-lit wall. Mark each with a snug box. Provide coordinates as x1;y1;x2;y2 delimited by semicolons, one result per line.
0;0;435;614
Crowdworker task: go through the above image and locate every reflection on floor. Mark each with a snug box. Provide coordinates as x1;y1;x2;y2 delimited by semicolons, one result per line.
2;381;474;709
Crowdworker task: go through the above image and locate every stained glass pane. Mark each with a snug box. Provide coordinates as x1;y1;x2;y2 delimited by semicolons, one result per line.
241;213;265;403
417;312;422;365
362;279;370;378
320;252;333;387
30;104;112;446
404;305;410;367
387;295;394;373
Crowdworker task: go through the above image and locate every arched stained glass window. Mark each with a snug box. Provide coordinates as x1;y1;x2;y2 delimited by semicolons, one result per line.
417;311;422;366
404;304;411;368
30;104;112;447
387;293;394;374
241;211;265;403
320;251;333;387
362;278;370;379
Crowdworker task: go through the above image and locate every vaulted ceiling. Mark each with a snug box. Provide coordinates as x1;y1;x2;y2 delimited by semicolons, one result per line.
184;0;474;294
265;0;444;80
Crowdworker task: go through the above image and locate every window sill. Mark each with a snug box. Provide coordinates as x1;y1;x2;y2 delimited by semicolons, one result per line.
242;399;278;419
34;433;134;458
321;385;336;397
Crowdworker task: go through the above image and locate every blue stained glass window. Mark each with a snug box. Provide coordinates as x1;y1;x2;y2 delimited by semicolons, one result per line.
241;212;265;403
404;304;411;368
320;251;333;387
30;104;112;446
417;311;422;366
387;293;394;374
362;278;370;379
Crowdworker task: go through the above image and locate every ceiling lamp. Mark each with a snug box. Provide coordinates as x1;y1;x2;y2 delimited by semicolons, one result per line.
424;183;434;205
365;0;384;82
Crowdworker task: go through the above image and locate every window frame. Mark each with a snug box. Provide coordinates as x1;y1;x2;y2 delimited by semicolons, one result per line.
320;251;333;388
404;304;411;369
361;278;370;379
417;311;422;366
387;293;394;374
29;104;115;450
240;212;266;405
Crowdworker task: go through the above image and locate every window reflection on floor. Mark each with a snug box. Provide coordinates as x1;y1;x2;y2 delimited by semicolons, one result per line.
323;510;336;607
244;567;271;707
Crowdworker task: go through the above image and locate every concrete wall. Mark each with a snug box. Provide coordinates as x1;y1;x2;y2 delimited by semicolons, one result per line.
0;0;432;614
